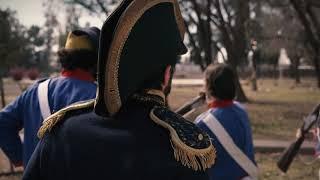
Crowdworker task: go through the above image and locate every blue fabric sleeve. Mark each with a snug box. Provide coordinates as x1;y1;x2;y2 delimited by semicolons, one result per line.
0;91;25;164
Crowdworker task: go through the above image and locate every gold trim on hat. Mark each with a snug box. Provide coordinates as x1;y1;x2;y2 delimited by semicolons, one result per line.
65;32;93;50
104;0;185;115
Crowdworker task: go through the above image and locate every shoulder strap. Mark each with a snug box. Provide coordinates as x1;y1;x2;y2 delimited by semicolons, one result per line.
37;79;51;120
202;113;258;179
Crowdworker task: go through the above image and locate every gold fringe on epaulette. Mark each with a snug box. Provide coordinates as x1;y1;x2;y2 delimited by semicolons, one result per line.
170;135;216;171
37;99;95;139
150;109;216;171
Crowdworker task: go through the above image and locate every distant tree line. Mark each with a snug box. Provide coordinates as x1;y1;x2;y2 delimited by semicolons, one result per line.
0;8;49;106
60;0;319;101
2;0;320;104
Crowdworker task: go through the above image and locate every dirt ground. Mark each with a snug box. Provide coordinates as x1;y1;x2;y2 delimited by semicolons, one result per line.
1;77;320;179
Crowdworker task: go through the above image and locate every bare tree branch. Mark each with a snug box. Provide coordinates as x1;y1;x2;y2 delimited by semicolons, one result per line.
186;13;198;26
221;0;233;29
306;5;320;36
95;0;108;15
306;0;320;8
290;0;319;48
212;0;234;48
71;0;100;14
265;0;291;7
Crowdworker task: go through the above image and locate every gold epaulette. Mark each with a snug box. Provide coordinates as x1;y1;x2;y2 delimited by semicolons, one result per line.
150;106;216;171
37;99;95;139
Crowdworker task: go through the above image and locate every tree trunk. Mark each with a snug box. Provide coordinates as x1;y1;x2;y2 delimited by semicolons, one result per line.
204;0;212;66
235;72;248;102
228;57;249;102
251;72;258;91
0;77;6;108
290;0;320;87
251;52;258;91
293;57;301;84
313;53;320;88
273;61;278;86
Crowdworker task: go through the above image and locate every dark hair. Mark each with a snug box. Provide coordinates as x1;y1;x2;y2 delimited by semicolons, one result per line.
205;63;236;100
57;49;98;76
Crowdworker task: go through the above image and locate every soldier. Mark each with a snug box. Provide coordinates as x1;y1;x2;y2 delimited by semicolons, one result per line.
195;64;257;180
0;27;100;167
22;0;216;179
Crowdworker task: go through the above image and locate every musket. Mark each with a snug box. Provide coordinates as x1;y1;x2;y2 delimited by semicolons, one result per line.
277;103;320;173
175;92;206;116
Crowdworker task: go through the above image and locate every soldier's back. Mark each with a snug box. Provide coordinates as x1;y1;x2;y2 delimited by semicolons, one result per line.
30;101;208;180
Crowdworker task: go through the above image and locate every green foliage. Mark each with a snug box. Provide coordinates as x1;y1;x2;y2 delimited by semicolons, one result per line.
0;8;46;76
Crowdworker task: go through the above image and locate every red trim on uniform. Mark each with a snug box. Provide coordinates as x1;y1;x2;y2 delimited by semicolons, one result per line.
208;100;234;109
61;68;95;82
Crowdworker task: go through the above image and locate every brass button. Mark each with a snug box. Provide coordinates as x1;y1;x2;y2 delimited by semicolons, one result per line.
198;134;203;140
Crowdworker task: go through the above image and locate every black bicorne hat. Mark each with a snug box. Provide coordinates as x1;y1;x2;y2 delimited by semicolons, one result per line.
95;0;187;116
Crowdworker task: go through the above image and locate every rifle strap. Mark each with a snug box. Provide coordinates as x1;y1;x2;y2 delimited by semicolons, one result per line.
202;112;259;179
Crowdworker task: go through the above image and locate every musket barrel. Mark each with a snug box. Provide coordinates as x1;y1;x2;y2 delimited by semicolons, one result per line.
175;92;206;116
277;103;320;173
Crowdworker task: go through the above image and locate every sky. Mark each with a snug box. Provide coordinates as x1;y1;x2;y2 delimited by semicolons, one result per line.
0;0;192;61
0;0;104;28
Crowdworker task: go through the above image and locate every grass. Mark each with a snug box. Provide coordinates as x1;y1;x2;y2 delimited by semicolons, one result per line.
244;78;320;140
3;77;319;140
1;77;320;179
256;153;320;179
169;78;320;140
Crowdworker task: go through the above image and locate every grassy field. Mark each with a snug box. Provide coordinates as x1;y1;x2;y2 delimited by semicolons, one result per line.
256;153;320;180
1;77;320;179
1;154;320;180
170;78;320;140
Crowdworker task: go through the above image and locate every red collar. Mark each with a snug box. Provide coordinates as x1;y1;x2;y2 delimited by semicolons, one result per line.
61;69;95;82
208;100;234;108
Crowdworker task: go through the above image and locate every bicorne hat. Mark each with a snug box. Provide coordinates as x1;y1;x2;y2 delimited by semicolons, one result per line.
95;0;187;116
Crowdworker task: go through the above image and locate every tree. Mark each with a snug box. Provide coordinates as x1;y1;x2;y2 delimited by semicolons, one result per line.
179;0;216;70
0;8;46;107
62;0;251;101
64;0;114;17
179;0;250;101
244;0;312;87
289;0;320;88
42;0;59;73
0;8;28;107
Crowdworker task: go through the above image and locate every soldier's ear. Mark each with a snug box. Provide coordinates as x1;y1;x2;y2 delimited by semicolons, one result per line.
163;65;172;90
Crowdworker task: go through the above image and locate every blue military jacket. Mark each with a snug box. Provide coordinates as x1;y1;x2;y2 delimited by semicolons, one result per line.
195;102;256;180
22;96;210;180
0;76;97;166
